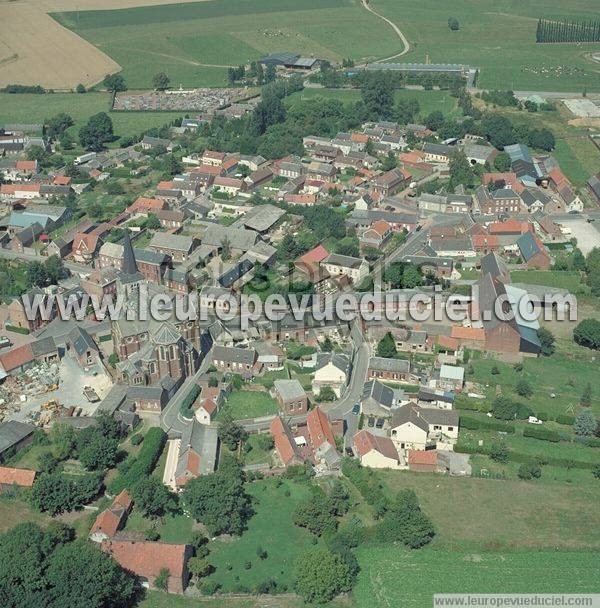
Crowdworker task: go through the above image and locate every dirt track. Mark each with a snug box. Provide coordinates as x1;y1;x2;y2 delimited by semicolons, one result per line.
0;0;212;89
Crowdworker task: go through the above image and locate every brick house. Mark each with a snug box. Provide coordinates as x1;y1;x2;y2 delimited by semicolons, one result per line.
273;379;308;414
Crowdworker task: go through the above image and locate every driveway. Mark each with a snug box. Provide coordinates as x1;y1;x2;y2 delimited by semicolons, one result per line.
8;356;113;423
556;217;600;255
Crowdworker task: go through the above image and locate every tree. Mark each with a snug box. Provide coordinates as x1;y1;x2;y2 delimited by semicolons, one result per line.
218;410;248;450
449;150;475;187
377;490;434;548
294;547;354;604
322;336;333;352
317;386;337;402
103;73;127;92
494;151;511;172
515;379;533;398
0;524;138;608
537;327;555;356
154;568;170;591
402;264;423;288
293;493;339;536
152;72;170;91
79;112;114;151
49;422;76;460
527;128;555;151
580;383;592;407
76;83;86;93
424;111;445;131
132;477;175;518
489;440;509;463
518;462;542;480
188;556;213;578
574;408;596;436
182;457;252;536
46;113;73;139
59;130;74;150
448;17;460;30
376;331;397;358
77;431;119;471
361;74;394;119
491;395;517;420
329;480;350;516
573;318;600;350
481;114;515;149
264;64;276;83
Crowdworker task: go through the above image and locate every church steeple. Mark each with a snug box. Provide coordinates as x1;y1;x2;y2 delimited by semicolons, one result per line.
122;229;138;275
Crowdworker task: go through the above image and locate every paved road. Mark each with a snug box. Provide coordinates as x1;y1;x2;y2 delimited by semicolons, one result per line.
360;0;409;64
160;355;212;434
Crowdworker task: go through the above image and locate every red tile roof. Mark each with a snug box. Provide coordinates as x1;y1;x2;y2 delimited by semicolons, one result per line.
0;466;36;487
298;244;329;266
370;220;391;236
53;175;71;186
354;430;398;461
269;417;299;465
15;160;37;171
0;343;35;373
101;540;189;583
488;219;531;235
472;234;500;248
450;326;486;341
306;407;336;450
408;450;438;466
197;398;217;415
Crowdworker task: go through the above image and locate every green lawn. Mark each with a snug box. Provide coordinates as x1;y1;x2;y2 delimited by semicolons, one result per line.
51;0;400;89
354;546;600;608
204;479;319;592
0;92;184;148
374;0;600;92
123;510;194;544
467;350;600;418
376;470;600;550
0;497;49;533
219;390;279;420
285;87;460;119
510;270;582;292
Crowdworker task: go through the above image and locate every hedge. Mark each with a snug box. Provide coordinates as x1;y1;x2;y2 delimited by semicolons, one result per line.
555;414;576;426
6;325;29;335
108;427;166;493
459;415;515;433
522;426;560;442
179;384;201;419
454;443;597;470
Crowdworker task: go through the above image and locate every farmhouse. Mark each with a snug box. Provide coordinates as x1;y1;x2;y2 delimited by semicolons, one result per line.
353;430;402;469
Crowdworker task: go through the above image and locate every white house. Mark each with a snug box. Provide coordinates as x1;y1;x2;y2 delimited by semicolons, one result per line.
389;405;459;451
353;429;404;469
312;353;350;398
322;253;369;284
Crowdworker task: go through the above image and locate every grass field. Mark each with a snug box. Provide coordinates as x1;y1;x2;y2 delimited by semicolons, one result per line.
467;349;600;418
218;390;279;420
354;546;600;608
52;0;400;89
510;270;583;292
0;92;184;147
374;0;600;92
204;479;318;592
376;470;600;550
285;87;461;118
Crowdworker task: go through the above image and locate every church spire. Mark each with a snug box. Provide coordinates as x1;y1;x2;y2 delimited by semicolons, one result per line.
122;229;138;275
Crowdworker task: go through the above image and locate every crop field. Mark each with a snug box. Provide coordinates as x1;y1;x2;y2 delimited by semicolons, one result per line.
354;546;600;608
52;0;400;89
373;0;600;92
